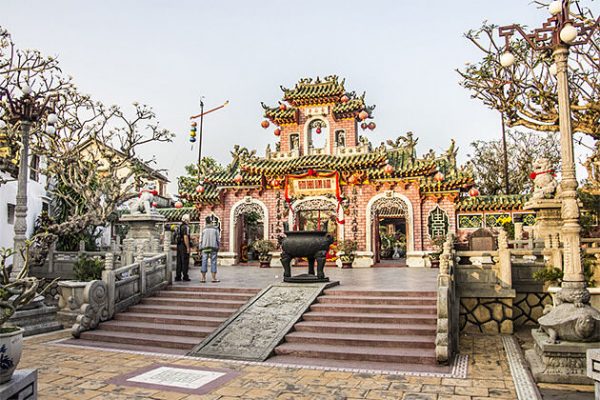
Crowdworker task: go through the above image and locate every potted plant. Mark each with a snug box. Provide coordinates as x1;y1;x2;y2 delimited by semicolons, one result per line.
252;240;276;268
0;246;55;383
57;255;103;326
337;240;357;269
429;235;446;268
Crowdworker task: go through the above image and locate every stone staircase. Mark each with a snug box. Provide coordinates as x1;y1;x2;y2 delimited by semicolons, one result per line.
77;286;260;353
272;289;438;366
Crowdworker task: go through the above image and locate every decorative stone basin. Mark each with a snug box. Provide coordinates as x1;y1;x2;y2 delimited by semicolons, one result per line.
280;230;333;283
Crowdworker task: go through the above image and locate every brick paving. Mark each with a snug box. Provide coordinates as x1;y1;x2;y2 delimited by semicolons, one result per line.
21;330;517;399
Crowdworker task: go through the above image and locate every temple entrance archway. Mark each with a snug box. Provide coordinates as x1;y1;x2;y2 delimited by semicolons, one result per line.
366;192;413;265
229;197;268;264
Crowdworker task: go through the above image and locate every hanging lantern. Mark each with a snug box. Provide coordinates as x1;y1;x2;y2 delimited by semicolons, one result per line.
261;120;270;129
368;122;376;130
360;122;368;130
348;175;358;185
234;174;243;184
174;201;183;209
340;94;349;103
384;164;394;174
189;131;196;137
279;103;287;111
151;202;158;208
316;127;322;134
433;172;445;182
358;110;369;121
189;137;196;143
196;185;205;193
270;178;280;187
274;128;281;136
469;187;480;197
191;121;197;127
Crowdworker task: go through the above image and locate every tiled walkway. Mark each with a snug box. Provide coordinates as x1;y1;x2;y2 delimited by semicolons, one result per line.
22;330;516;399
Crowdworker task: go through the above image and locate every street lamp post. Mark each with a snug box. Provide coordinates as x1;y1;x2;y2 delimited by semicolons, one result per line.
498;1;599;336
0;86;57;275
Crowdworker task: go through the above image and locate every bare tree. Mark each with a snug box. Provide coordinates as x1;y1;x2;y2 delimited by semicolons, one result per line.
457;2;599;139
469;130;561;195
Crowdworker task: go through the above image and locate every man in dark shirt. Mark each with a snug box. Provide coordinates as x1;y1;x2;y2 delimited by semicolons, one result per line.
175;214;191;281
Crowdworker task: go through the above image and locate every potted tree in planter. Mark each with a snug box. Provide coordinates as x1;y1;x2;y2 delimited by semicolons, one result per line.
252;240;276;268
337;240;357;269
429;235;446;268
0;246;56;383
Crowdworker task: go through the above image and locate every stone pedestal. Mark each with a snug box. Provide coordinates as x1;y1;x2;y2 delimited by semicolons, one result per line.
586;348;600;398
523;199;562;243
9;305;62;337
406;251;432;268
0;369;37;399
120;213;166;243
526;329;595;384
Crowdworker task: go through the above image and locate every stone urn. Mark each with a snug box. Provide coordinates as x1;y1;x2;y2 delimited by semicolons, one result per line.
280;230;334;282
259;254;272;268
57;281;88;326
0;327;25;383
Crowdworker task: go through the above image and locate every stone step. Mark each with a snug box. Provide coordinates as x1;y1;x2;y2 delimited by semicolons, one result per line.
323;289;437;297
274;342;436;364
156;290;254;301
127;304;234;317
79;330;199;350
97;320;213;338
284;331;436;349
141;297;243;309
302;312;436;325
294;320;437;335
310;303;436;315
114;312;224;327
165;286;260;294
317;295;436;306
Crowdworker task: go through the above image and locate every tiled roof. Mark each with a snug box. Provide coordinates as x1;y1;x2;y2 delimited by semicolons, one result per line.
262;103;298;125
457;194;530;211
241;152;388;176
157;207;200;221
369;158;438;180
332;96;374;120
420;176;475;192
203;169;262;186
179;183;222;204
282;76;346;106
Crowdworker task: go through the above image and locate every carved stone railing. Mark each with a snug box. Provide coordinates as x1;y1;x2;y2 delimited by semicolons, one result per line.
435;233;459;363
71;237;172;337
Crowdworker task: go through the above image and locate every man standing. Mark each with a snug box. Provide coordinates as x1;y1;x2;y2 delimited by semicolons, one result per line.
175;214;191;282
200;215;220;283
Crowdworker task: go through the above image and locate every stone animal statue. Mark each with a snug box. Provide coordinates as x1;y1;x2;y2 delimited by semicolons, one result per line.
129;182;158;215
538;302;600;343
531;158;558;200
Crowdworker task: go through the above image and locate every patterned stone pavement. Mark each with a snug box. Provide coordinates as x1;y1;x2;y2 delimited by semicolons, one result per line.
21;330;518;399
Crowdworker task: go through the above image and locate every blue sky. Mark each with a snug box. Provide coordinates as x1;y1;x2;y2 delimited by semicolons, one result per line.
3;1;593;193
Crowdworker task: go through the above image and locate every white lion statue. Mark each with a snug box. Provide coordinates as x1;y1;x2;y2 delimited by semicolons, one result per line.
531;158;558;200
129;182;158;214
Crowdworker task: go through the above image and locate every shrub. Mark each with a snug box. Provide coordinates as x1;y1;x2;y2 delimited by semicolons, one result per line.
73;256;104;281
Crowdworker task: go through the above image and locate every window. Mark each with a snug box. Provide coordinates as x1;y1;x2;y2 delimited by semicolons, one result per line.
428;206;449;239
290;134;300;151
335;130;346;147
30;154;40;181
7;203;15;224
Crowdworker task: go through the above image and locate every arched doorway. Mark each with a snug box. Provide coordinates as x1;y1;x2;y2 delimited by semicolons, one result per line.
367;194;412;266
290;197;341;261
230;198;268;264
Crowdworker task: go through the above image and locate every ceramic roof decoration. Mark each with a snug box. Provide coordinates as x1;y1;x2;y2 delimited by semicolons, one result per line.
457;194;531;211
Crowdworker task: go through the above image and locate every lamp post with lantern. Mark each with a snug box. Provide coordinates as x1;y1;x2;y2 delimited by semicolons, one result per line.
498;1;599;336
0;85;57;274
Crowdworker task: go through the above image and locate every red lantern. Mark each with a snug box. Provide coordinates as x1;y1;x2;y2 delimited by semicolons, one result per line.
384;164;394;174
358;110;369;121
274;128;281;136
270;179;280;187
348;175;358;185
469;187;480;197
191;121;197;127
307;169;316;176
340;94;349;103
261;120;270;129
368;122;376;130
234;174;243;184
316;127;322;134
279;103;287;111
360;122;368;130
151;202;158;208
174;201;183;209
196;185;204;193
433;172;445;182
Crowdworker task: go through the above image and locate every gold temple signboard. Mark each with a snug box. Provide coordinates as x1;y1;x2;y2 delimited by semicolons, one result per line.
287;175;337;197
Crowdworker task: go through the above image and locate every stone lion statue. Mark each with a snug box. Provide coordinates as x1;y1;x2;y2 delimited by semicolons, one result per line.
129;182;158;215
531;158;558;200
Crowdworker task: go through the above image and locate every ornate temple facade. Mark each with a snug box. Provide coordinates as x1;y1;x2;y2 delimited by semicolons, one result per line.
180;76;535;267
